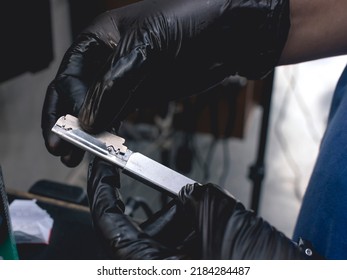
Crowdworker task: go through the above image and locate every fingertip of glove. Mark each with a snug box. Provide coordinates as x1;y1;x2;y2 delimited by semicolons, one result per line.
78;117;99;134
179;183;203;201
61;149;84;167
44;133;65;156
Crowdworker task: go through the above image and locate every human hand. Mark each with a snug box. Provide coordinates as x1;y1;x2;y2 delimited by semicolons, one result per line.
87;157;196;259
87;153;322;260
179;183;322;259
41;7;120;166
42;0;290;167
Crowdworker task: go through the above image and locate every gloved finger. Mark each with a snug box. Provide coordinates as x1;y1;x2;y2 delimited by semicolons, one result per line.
60;147;85;168
98;212;185;259
87;156;124;218
42;81;86;167
42;34;114;166
140;199;195;249
178;183;237;221
78;36;155;133
178;183;239;255
41;82;73;156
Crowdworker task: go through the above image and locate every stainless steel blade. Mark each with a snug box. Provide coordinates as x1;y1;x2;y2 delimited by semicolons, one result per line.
52;115;197;196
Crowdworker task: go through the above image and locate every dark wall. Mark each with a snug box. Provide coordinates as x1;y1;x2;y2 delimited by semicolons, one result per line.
0;1;53;82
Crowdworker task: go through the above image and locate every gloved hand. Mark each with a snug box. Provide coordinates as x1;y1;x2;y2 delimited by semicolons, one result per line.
87;157;197;259
42;0;290;167
88;156;322;260
179;183;323;259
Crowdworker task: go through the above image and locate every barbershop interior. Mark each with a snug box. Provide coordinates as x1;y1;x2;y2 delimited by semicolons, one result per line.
1;0;347;260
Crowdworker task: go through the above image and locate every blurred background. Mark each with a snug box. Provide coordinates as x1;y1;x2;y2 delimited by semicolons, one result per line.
1;0;347;252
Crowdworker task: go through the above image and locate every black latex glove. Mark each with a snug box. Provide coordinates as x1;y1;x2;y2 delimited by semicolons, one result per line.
42;0;290;166
88;156;322;260
178;183;323;259
87;157;196;259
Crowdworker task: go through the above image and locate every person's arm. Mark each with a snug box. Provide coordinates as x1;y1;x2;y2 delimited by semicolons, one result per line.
279;0;347;65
